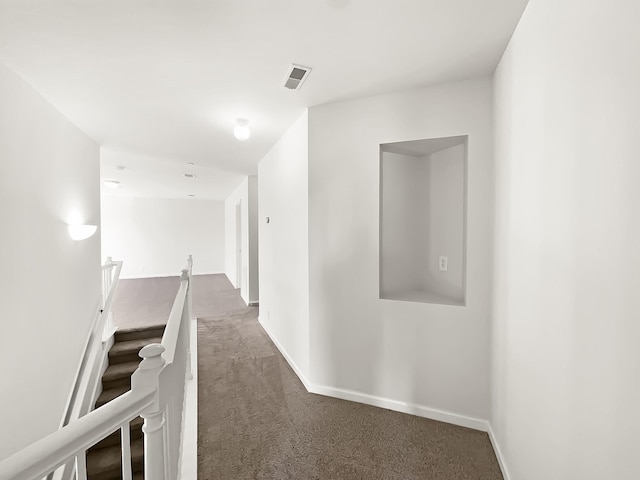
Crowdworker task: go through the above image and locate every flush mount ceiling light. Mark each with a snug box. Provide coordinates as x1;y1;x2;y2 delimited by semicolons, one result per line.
68;224;97;241
234;118;250;141
103;180;121;189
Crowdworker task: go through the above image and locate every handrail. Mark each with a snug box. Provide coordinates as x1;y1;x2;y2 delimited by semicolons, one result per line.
60;258;123;428
162;254;192;366
162;280;188;365
59;304;101;427
102;258;123;318
0;389;155;480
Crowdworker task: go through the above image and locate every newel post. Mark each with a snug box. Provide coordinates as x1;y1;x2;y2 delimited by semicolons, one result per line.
131;343;166;480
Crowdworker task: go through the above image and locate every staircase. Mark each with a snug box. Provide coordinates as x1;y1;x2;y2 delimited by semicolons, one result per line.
0;257;193;480
86;325;165;480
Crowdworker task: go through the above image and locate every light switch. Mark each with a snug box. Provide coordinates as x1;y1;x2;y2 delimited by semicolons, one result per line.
439;256;448;272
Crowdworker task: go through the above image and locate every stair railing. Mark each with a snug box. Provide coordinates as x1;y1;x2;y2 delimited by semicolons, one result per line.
101;257;122;340
61;257;123;429
0;255;194;480
158;255;193;480
50;258;123;480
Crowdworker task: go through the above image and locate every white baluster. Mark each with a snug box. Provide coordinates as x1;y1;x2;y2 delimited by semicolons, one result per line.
75;451;87;480
106;257;113;294
121;422;132;480
132;343;166;480
102;269;107;308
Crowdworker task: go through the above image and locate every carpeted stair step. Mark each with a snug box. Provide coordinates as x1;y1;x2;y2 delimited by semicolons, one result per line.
108;336;163;365
102;360;141;390
88;324;164;479
95;385;129;408
91;416;144;451
86;437;144;480
114;325;165;343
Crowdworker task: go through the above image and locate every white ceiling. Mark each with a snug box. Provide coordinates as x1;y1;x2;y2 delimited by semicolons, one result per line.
0;0;528;200
101;147;245;200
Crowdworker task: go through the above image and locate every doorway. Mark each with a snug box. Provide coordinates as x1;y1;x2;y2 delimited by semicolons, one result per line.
235;202;242;290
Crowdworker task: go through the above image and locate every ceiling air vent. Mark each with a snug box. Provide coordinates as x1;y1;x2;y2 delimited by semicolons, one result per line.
283;64;312;90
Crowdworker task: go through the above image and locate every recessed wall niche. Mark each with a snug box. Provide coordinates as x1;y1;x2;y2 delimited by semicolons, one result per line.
379;135;467;306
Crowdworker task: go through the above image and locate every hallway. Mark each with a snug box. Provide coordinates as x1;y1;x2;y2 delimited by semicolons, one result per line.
194;277;502;479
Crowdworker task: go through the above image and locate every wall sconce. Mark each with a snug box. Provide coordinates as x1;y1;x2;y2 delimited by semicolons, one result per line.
68;224;97;241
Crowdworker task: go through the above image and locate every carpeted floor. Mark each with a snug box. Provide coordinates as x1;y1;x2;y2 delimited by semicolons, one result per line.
112;273;502;478
197;282;503;479
112;274;246;329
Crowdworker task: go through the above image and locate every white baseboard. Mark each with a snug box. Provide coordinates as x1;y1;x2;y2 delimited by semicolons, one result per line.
257;315;489;433
488;425;511;480
257;316;313;391
121;273;179;280
121;271;224;280
309;383;489;432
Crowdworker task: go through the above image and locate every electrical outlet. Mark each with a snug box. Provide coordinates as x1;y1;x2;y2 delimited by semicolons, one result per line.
439;256;448;272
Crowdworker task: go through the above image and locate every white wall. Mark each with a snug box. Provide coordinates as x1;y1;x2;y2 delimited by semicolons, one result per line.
258;111;310;378
101;196;225;278
0;62;101;460
308;78;493;424
426;144;465;302
492;0;640;478
380;152;429;296
224;176;259;304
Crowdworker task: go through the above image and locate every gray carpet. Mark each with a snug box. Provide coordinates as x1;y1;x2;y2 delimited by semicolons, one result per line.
111;276;180;329
197;289;503;479
112;274;245;329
